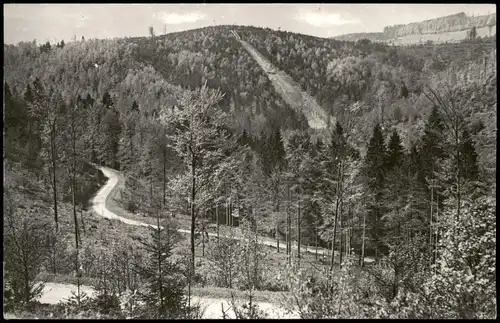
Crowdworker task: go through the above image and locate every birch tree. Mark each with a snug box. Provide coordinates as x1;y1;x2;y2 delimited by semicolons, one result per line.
158;81;233;275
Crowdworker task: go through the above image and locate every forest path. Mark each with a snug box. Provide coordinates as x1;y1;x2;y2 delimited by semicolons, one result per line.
231;29;333;129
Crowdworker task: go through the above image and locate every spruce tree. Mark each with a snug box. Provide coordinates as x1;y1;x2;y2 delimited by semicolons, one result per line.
363;123;387;259
118;101;139;171
420;106;447;186
408;144;425;182
364;124;386;188
84;93;94;108
260;127;286;174
99;108;121;169
459;128;483;198
385;129;405;171
271;127;286;170
459;128;479;183
4;82;30;158
4;82;12;101
102;91;113;109
131;100;139;112
137;221;188;319
24;84;34;104
420;106;452;263
237;129;251;147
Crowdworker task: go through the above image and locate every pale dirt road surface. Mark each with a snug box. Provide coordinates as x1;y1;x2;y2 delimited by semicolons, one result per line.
38;282;96;305
37;283;298;319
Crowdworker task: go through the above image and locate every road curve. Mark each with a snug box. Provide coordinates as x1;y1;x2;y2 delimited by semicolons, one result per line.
92;165;328;253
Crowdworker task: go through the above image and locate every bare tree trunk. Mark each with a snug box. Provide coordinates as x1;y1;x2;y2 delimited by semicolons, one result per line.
70;106;81;298
129;130;133;170
297;187;301;264
157;196;165;314
330;239;335;257
188;263;192;318
216;203;220;242
434;194;440;275
315;226;318;261
330;166;341;271
329;241;332;262
349;227;353;257
202;215;205;257
357;204;362;260
339;201;343;269
276;193;280;253
455;140;461;223
225;193;229;227
190;155;196;275
330;193;339;271
80;204;86;235
72;176;81;302
163;149;167;208
252;205;259;288
345;218;348;257
229;198;232;227
228;215;233;289
72;179;79;250
51;123;59;232
429;177;434;266
125;249;131;291
360;212;366;268
287;184;291;264
289;191;292;258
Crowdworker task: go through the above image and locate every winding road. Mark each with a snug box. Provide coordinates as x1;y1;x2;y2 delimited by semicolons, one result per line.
37;165;299;318
38;151;374;319
38;149;373;319
92;165;370;260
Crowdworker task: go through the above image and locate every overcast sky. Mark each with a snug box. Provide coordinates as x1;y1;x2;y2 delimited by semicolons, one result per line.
3;4;496;44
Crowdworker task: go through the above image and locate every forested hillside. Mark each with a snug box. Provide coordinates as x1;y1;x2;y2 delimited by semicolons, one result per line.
383;12;496;38
334;12;496;44
238;26;496;162
3;24;497;319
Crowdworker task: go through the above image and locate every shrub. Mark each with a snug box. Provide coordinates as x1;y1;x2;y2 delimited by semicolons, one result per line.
204;237;241;288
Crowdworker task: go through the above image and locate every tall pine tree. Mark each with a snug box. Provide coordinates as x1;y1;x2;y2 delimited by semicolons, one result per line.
363;124;387;259
385;129;405;171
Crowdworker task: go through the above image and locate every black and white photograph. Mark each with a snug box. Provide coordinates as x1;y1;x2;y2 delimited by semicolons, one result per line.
3;3;496;319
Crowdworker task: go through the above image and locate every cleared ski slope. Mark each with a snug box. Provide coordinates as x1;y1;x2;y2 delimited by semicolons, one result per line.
231;30;333;129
